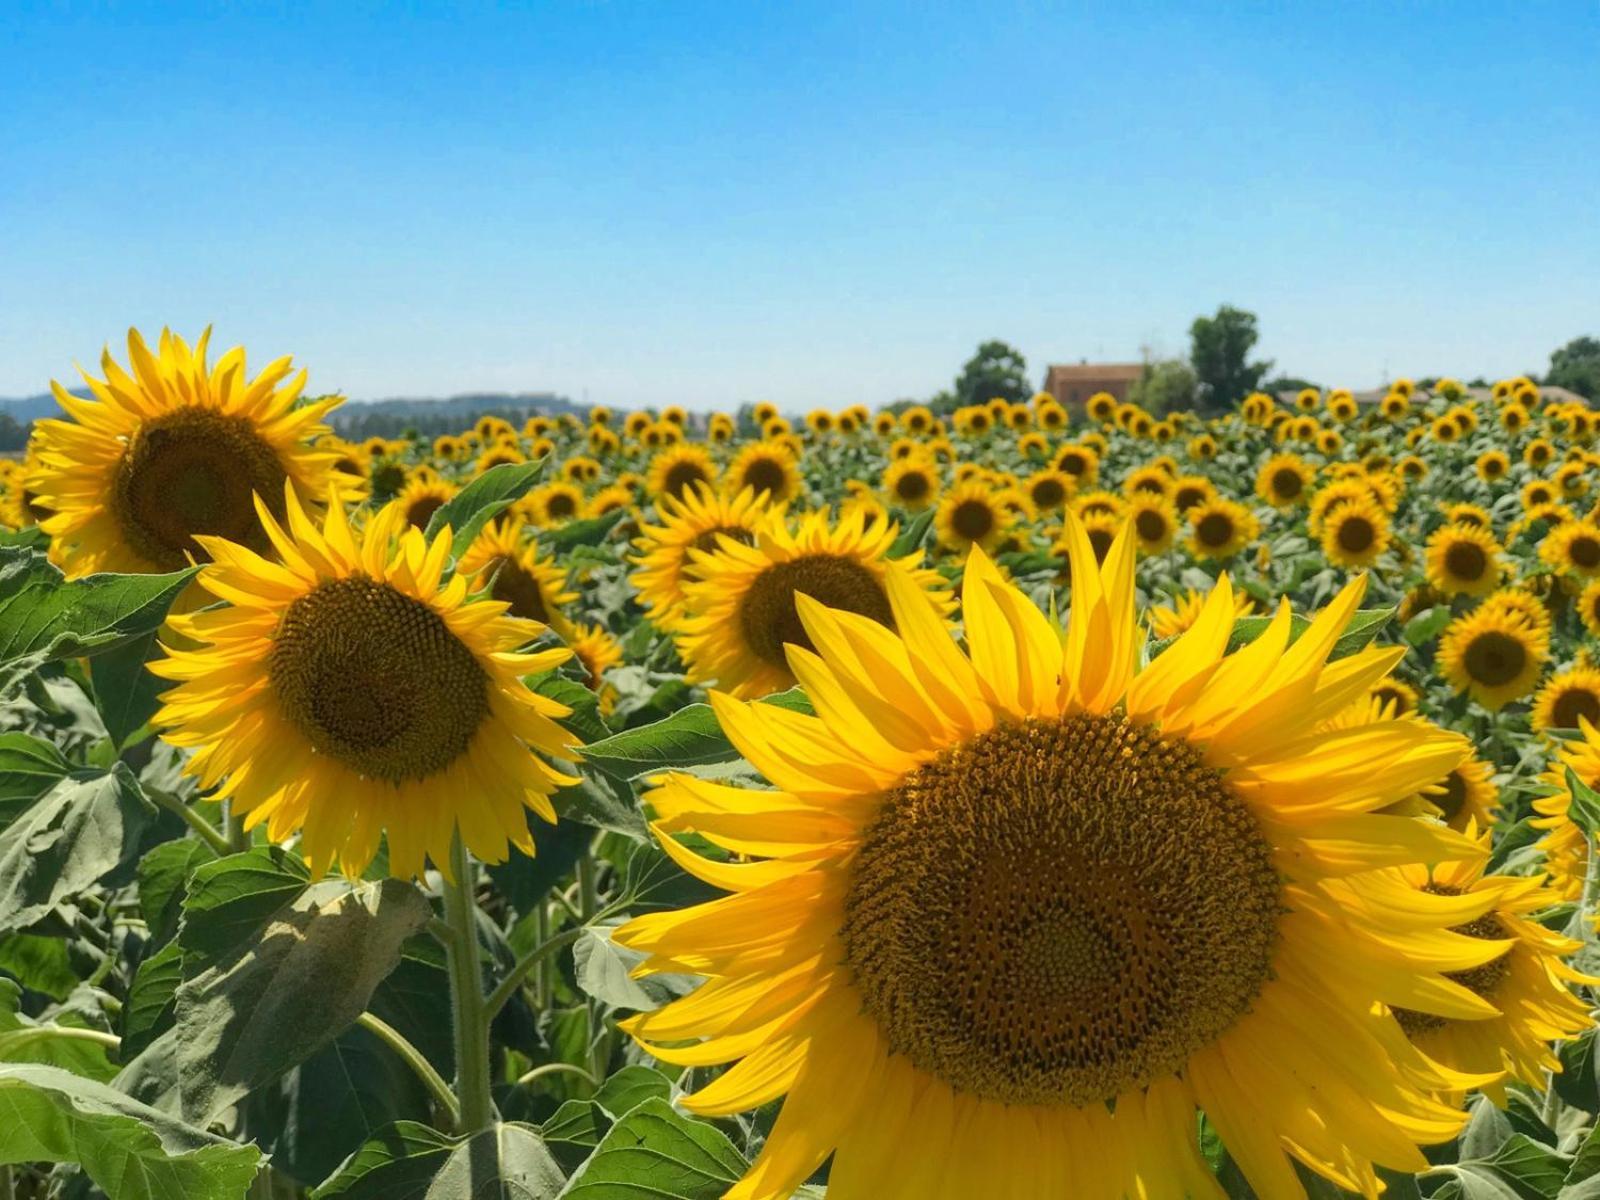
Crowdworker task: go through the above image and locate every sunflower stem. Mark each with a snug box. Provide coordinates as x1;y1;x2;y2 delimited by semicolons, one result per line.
355;1011;461;1130
223;801;250;854
576;851;604;1080
483;926;583;1021
148;791;232;857
442;835;495;1133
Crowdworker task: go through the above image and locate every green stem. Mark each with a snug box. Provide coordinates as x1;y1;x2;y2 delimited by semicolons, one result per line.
0;1165;12;1200
576;852;604;1080
442;834;495;1133
148;790;232;857
483;927;584;1020
224;801;250;854
515;1060;598;1089
355;1011;461;1130
534;903;553;1009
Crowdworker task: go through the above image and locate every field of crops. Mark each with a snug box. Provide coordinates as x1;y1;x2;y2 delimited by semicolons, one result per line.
3;327;1600;1200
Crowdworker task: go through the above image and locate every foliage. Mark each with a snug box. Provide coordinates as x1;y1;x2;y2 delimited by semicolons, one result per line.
1190;303;1273;409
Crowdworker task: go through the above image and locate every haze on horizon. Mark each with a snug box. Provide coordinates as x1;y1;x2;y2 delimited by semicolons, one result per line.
3;3;1597;411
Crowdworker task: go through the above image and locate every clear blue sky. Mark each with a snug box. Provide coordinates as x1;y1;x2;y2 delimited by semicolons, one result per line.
3;2;1597;410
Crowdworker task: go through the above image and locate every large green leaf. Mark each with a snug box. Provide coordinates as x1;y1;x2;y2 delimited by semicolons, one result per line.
0;547;197;669
137;838;216;950
556;1097;746;1199
0;731;72;833
582;689;812;780
592;1066;672;1121
0;1062;261;1199
313;1120;564;1199
0;978;116;1080
542;508;626;552
89;626;171;749
0;764;154;935
573;926;691;1013
177;844;312;961
172;878;432;1123
121;940;184;1060
424;459;546;554
1147;606;1394;663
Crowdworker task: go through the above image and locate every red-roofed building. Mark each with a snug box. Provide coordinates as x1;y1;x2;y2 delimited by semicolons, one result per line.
1043;361;1144;412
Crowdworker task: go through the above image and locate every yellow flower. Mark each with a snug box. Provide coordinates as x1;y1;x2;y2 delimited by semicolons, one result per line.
629;484;776;632
675;506;947;699
389;477;458;532
1022;468;1073;514
647;444;718;503
615;517;1482;1200
1540;519;1600;578
1581;578;1600;638
1439;603;1548;710
934;480;1013;554
1147;582;1256;640
1186;497;1258;561
1533;718;1600;900
459;519;577;635
1425;523;1503;597
568;621;624;714
1126;493;1178;555
1170;474;1216;513
1475;449;1510;483
727;442;803;505
29;327;344;578
526;481;584;527
152;487;578;878
882;459;940;512
1052;442;1100;487
1532;666;1600;733
1255;454;1314;507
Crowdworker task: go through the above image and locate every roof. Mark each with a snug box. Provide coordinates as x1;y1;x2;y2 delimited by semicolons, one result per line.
1044;362;1144;383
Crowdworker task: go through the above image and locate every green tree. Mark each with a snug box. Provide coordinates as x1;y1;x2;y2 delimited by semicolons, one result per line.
951;340;1029;410
1128;359;1198;415
1189;305;1272;410
1546;336;1600;400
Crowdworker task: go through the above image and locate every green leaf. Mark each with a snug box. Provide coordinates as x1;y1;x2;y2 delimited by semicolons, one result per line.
888;508;934;557
556;771;648;839
542;508;626;552
540;1099;611;1175
0;764;154;935
573;926;691;1014
0;978;116;1080
177;844;312;961
0;547;197;668
1148;606;1393;664
1557;1030;1600;1112
0;933;79;1000
531;671;611;745
0;731;73;833
121;941;184;1059
89;626;170;749
593;1066;672;1120
171;878;432;1123
313;1119;564;1199
425;459;547;553
581;689;812;779
1403;604;1453;646
556;1097;746;1199
1565;1122;1600;1188
0;1061;261;1199
137;838;216;950
1565;768;1600;838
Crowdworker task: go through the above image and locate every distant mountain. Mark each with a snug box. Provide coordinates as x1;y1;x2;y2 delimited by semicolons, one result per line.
0;393;74;424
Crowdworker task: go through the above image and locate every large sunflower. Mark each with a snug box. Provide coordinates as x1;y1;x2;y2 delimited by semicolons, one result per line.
614;517;1490;1200
1540;519;1600;579
675;507;947;699
1425;523;1503;598
152;486;579;878
1438;604;1549;711
1531;666;1600;733
29;327;343;577
1368;830;1592;1102
629;484;776;632
459;519;577;635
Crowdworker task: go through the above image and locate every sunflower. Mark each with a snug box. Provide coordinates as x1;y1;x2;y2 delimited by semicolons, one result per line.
1368;678;1421;716
1017;431;1049;460
1420;753;1498;832
1533;718;1600;901
1439;604;1549;710
646;444;718;503
1085;390;1117;421
629;484;776;632
528;482;584;527
900;405;934;435
1369;831;1592;1103
1532;666;1600;733
1425;523;1503;597
1500;404;1530;434
1170;474;1216;514
1186;497;1258;561
1255;454;1314;507
152;487;578;879
727;443;803;505
1186;433;1218;460
1442;502;1493;529
934;480;1013;555
1581;578;1600;637
1540;519;1600;578
568;621;624;714
1052;442;1100;487
475;442;525;473
615;518;1487;1200
1474;449;1510;483
28;328;345;578
1022;468;1073;514
1126;494;1177;555
1381;392;1410;420
1146;582;1256;640
675;506;947;699
1482;587;1553;635
1121;464;1171;500
459;519;577;634
1525;439;1556;469
1521;479;1558;509
386;477;457;532
805;409;835;435
882;459;940;512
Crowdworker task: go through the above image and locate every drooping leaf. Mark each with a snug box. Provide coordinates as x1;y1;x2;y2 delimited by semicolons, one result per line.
530;671;611;745
573;926;693;1014
177;844;312;961
171;878;432;1123
313;1119;565;1200
556;1097;746;1199
137;838;216;950
0;731;72;833
0;764;154;935
0;1061;261;1200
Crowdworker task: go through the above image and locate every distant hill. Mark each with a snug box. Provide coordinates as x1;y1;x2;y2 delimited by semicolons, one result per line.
0;393;74;424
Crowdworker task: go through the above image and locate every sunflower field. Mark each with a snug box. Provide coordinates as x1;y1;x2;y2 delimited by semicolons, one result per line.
4;329;1600;1200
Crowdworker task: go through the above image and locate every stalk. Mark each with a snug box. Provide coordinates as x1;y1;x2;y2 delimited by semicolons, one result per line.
442;834;495;1133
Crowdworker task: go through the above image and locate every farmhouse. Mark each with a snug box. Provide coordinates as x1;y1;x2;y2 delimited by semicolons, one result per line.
1042;361;1144;412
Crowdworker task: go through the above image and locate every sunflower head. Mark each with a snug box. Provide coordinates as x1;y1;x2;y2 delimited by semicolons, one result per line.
935;480;1013;554
629;483;775;632
1023;468;1073;514
1126;494;1177;555
882;458;940;511
1255;453;1314;507
152;487;579;878
1533;667;1600;733
1541;520;1600;579
1186;497;1258;561
647;444;718;503
527;481;584;526
29;328;345;577
727;442;803;505
389;477;458;532
1425;523;1503;597
459;518;578;634
1147;582;1256;640
1439;600;1550;710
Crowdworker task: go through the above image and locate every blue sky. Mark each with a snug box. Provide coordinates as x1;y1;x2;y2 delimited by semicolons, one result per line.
3;2;1597;410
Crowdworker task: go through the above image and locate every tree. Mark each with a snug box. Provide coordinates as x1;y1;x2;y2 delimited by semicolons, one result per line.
1128;359;1198;415
1261;375;1320;396
1546;336;1600;400
1189;305;1272;410
951;340;1030;410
